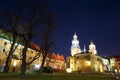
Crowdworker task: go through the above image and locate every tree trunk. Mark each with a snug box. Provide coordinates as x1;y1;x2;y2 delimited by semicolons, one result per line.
19;42;28;76
39;53;47;74
3;36;16;73
3;53;12;72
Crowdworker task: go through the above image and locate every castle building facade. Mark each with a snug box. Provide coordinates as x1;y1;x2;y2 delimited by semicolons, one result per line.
109;56;120;74
0;29;65;72
66;33;115;73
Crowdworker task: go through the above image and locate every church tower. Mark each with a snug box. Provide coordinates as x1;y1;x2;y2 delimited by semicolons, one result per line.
89;41;98;55
71;33;81;56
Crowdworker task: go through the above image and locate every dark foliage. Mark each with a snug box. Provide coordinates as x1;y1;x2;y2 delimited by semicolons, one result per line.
42;66;53;73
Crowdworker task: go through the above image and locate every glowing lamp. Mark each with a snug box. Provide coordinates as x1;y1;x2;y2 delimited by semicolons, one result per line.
13;60;17;67
66;68;72;73
86;61;91;65
34;64;40;69
114;69;117;73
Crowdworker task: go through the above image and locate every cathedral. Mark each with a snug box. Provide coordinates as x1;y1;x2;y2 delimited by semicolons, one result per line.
66;33;115;73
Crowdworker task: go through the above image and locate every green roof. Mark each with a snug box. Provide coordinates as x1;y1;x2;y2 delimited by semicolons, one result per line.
0;29;40;51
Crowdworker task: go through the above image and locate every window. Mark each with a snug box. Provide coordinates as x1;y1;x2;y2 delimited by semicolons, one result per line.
1;47;6;53
31;51;34;54
1;42;7;53
119;63;120;65
76;56;79;59
38;59;39;61
29;57;32;59
4;42;7;45
2;48;6;52
0;59;1;63
97;58;99;61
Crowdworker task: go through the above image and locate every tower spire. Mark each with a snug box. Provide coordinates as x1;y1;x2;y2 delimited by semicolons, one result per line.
90;40;94;45
83;44;86;52
74;31;76;35
71;32;81;56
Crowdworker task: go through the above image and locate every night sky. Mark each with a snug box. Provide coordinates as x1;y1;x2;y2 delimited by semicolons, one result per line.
0;0;120;58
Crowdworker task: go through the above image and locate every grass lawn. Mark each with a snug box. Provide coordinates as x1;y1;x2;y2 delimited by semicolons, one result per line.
0;73;114;80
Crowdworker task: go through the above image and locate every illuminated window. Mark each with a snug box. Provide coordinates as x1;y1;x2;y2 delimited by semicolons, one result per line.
86;61;91;65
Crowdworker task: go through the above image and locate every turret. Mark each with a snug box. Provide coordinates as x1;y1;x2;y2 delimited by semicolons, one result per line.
89;40;97;55
71;33;81;56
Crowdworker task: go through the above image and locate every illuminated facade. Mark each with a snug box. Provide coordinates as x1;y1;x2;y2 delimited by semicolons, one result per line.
66;52;104;73
71;33;81;56
0;29;65;72
89;41;98;55
66;33;116;73
110;56;120;74
45;53;65;71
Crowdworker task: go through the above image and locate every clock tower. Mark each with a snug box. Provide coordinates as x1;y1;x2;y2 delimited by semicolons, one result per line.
71;33;81;56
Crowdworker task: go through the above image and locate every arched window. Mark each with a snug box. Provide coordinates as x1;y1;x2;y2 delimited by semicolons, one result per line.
1;46;6;53
1;42;7;53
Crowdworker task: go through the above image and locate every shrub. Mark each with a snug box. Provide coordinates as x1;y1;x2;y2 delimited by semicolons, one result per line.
78;70;81;74
42;66;53;73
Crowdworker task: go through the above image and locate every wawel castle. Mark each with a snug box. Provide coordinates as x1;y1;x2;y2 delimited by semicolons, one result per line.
0;29;64;72
0;29;120;74
66;33;120;74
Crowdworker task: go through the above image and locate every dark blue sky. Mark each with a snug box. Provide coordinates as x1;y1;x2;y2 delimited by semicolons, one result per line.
49;0;120;58
0;0;120;58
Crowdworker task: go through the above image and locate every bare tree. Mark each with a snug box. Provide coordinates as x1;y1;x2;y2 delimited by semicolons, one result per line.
1;0;56;76
15;0;56;76
39;13;56;74
0;9;23;73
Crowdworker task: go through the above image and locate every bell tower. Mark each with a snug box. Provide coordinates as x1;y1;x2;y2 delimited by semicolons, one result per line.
71;33;81;56
89;41;97;55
